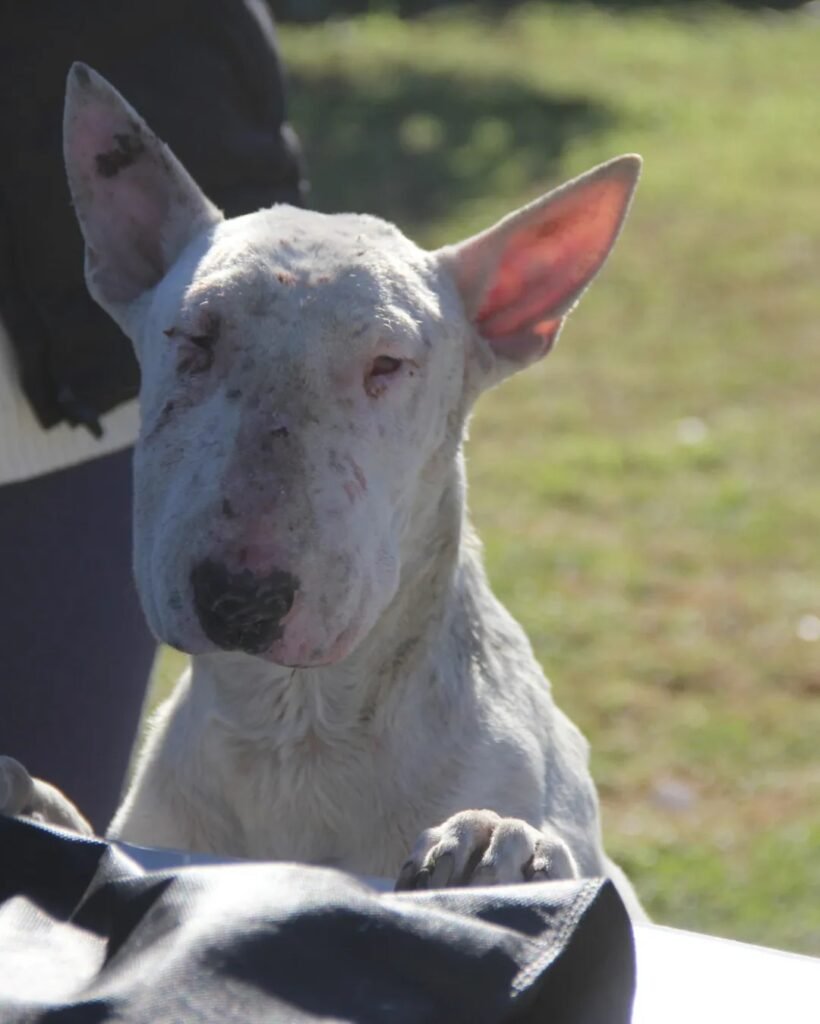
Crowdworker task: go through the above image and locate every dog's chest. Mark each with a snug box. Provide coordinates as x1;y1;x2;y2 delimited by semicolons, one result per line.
213;717;419;875
182;648;497;876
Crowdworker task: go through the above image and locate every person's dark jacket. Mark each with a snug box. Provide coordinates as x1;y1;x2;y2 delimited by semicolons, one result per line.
0;0;305;435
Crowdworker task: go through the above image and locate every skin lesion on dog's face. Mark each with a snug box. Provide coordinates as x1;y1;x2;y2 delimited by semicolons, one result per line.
131;212;471;667
94;123;146;178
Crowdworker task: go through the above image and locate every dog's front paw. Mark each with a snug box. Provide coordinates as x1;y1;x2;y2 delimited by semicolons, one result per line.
395;809;579;891
0;756;93;836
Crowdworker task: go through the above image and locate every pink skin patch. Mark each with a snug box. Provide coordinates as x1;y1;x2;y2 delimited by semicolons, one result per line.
235;543;289;576
263;601;365;668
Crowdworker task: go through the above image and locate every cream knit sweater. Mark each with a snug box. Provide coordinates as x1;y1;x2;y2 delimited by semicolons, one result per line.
0;319;139;486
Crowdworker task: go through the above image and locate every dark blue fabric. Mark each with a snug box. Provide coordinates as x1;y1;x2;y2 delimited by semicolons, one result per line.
0;817;636;1023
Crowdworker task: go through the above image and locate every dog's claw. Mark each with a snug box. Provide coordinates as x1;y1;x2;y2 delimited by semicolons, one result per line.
428;850;455;887
414;867;431;890
394;860;418;891
395;851;455;891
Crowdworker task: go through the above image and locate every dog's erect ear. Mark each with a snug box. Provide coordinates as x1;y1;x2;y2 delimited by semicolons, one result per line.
439;155;641;377
63;63;223;326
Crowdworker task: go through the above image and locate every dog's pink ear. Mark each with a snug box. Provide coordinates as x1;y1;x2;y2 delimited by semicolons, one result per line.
441;155;641;371
63;63;223;322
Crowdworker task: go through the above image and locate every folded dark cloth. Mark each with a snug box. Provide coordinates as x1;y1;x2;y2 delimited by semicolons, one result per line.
0;0;305;433
0;816;635;1023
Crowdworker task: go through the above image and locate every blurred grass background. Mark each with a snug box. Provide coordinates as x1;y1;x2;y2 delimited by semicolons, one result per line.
149;2;820;953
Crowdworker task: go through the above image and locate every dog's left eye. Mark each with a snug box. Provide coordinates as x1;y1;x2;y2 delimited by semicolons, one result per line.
365;355;403;397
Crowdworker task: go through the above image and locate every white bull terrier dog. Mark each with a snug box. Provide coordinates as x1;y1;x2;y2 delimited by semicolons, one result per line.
22;64;645;906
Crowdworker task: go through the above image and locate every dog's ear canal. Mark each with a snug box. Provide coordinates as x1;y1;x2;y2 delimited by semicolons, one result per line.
63;63;223;324
440;155;641;371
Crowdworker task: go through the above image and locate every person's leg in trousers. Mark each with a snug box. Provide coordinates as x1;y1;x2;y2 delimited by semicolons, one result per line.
0;448;156;832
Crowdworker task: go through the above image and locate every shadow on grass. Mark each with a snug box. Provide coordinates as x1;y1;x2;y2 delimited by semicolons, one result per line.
516;0;808;9
277;0;810;23
288;67;613;233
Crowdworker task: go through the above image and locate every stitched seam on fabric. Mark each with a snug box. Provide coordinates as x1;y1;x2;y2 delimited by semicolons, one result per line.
509;878;599;996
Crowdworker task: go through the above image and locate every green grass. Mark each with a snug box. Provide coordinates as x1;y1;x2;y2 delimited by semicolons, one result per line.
149;3;820;953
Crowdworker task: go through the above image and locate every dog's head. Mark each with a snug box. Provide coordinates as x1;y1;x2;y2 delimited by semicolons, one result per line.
64;64;640;667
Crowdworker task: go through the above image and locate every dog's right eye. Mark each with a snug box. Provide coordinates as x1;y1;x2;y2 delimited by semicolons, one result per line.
371;355;402;377
364;355;404;398
164;326;216;374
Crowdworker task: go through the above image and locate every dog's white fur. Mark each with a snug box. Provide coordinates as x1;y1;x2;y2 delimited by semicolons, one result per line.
60;64;643;908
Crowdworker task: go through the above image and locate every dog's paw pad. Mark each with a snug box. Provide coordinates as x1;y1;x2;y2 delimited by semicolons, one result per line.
395;809;578;891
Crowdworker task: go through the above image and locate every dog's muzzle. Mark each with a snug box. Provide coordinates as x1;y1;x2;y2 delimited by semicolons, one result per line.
190;560;298;654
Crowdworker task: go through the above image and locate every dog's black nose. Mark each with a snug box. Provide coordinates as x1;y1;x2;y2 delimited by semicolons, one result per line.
190;560;298;654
